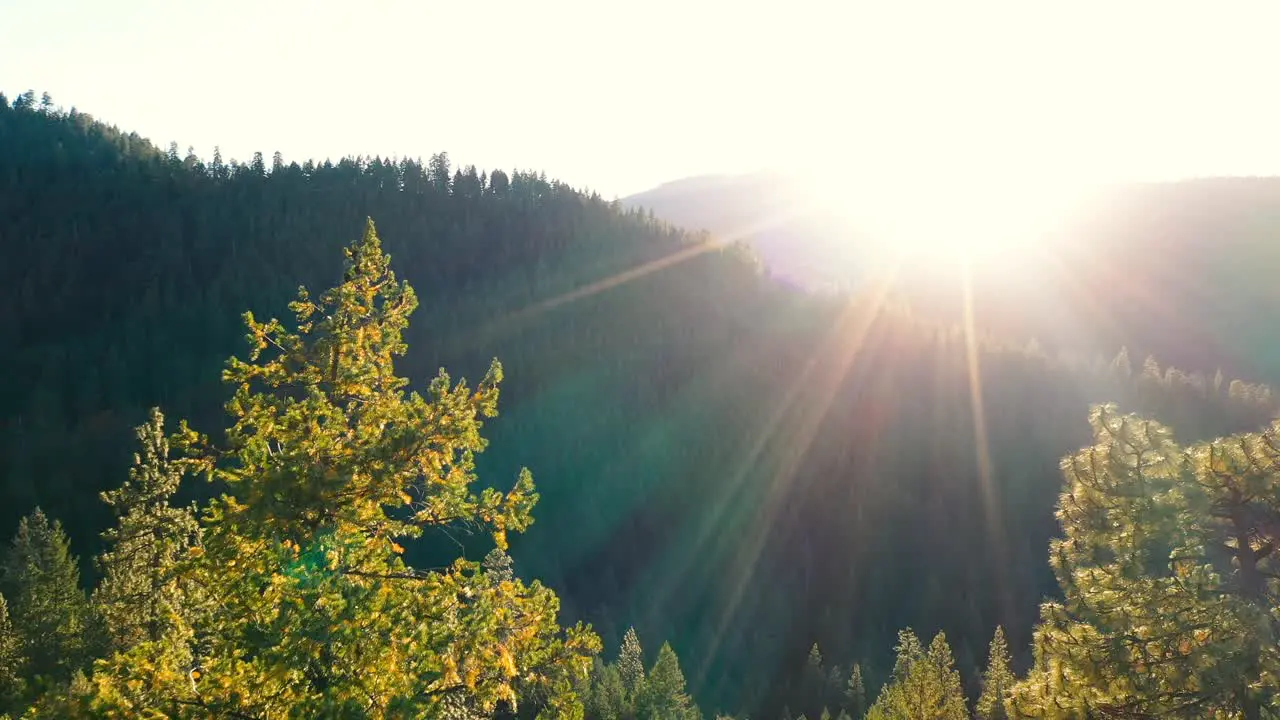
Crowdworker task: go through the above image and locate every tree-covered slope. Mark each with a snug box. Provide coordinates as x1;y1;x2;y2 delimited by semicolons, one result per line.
2;94;1276;715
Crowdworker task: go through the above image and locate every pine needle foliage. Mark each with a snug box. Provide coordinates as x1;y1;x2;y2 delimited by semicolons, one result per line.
90;219;600;718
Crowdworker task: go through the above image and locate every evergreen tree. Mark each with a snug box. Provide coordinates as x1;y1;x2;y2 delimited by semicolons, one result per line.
1110;346;1132;377
429;151;452;191
584;657;626;720
482;546;515;583
618;627;646;699
210;145;226;179
1011;405;1280;718
639;642;699;720
0;509;92;687
843;663;866;720
865;630;966;720
92;407;201;653
0;594;24;713
975;626;1013;720
798;643;829;717
89;219;600;717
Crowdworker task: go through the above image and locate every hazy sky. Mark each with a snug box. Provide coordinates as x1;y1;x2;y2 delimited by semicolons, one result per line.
7;1;1280;197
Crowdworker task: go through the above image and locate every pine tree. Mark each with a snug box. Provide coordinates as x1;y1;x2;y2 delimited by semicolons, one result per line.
428;151;451;191
89;219;600;717
1011;404;1280;718
865;629;966;720
0;509;92;687
638;642;699;720
798;643;829;717
618;627;646;699
1141;354;1162;381
0;594;24;712
93;407;201;653
844;663;866;720
482;546;515;583
1110;346;1132;377
585;657;626;720
975;626;1013;720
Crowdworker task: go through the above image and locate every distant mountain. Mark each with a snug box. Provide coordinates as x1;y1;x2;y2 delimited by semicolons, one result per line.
626;172;1280;383
624;172;869;290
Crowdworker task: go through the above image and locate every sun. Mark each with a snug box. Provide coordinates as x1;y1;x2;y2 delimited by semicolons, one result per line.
797;171;1082;273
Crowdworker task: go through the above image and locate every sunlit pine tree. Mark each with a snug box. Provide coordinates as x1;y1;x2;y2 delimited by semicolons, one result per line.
618;627;646;703
865;629;967;720
975;626;1013;720
92;407;202;653
1011;404;1280;719
0;594;23;713
91;218;600;718
844;663;866;720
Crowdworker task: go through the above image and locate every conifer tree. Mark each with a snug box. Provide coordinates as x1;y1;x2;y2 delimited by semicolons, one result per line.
865;629;966;720
0;509;92;687
618;627;646;699
482;546;515;583
93;407;201;653
844;663;866;720
89;219;600;718
1110;346;1132;377
975;626;1013;720
1011;404;1280;718
0;594;24;712
639;642;699;720
584;656;625;720
798;643;831;718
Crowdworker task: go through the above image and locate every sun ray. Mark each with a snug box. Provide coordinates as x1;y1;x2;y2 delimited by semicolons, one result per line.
459;194;829;357
694;262;899;686
960;264;1015;621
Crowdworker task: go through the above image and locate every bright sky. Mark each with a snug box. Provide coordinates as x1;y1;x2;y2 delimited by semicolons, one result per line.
6;0;1280;197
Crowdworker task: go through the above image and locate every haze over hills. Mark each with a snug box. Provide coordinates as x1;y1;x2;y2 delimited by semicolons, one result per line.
626;171;1280;384
624;172;866;291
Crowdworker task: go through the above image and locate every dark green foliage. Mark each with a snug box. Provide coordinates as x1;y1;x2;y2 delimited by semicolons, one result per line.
0;510;93;688
92;407;200;653
584;658;626;720
638;642;700;720
578;627;709;720
787;643;842;719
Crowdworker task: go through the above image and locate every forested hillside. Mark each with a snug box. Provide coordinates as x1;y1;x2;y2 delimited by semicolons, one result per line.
3;93;1279;716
